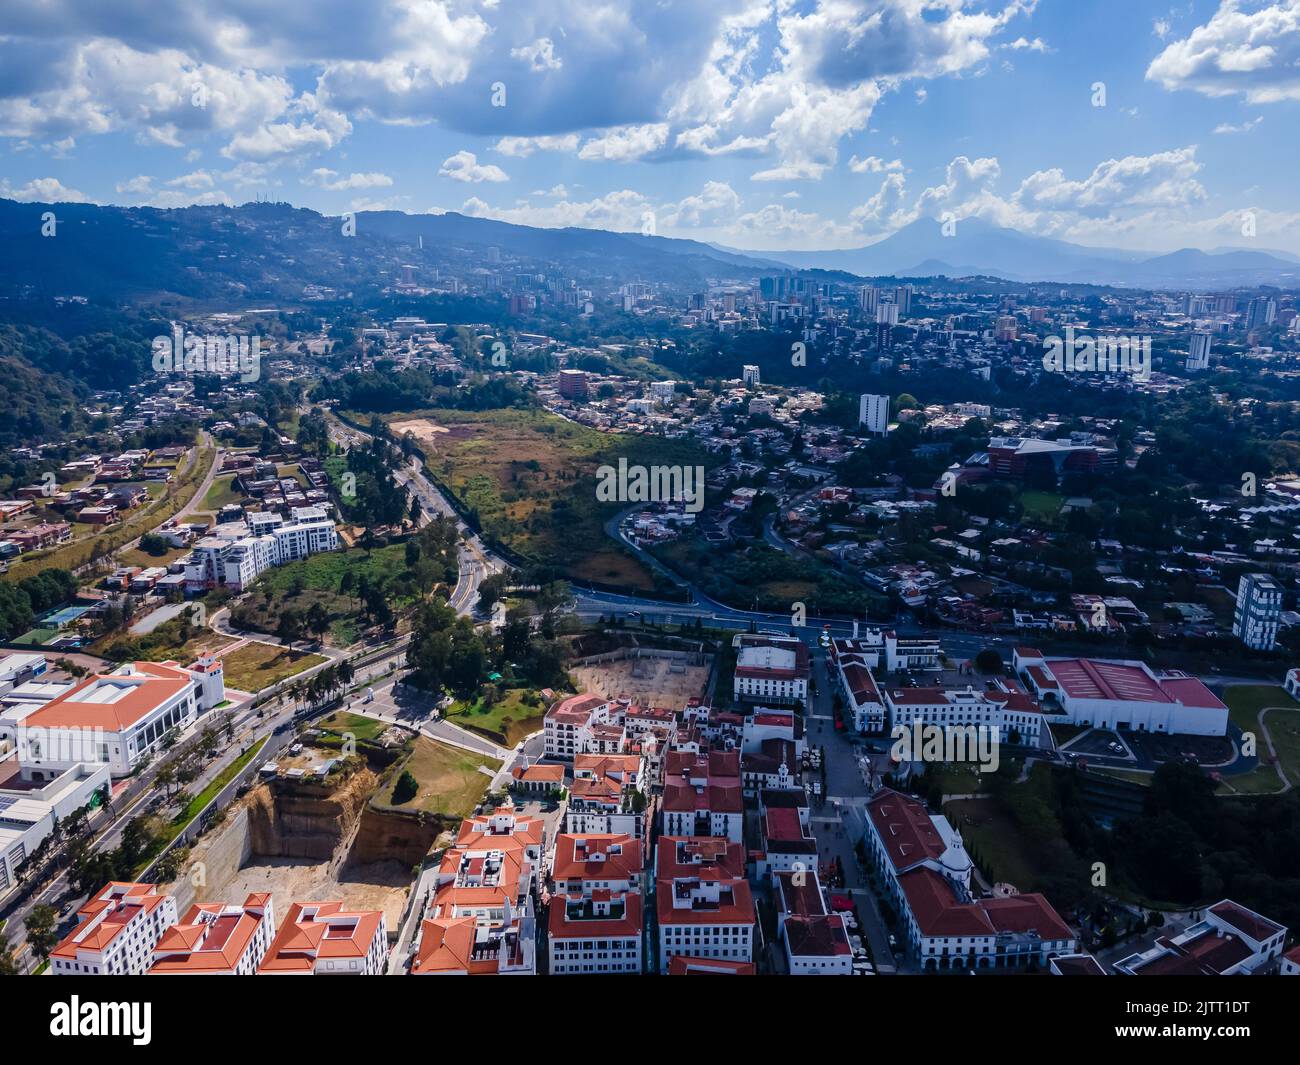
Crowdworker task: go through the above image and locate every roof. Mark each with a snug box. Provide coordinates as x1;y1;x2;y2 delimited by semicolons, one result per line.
1041;658;1226;713
546;694;606;724
1209;900;1284;942
24;662;193;732
148;894;271;974
784;914;852;958
979;893;1075;942
548;891;643;940
52;882;172;961
667;955;755;975
411;916;497;975
511;763;565;784
866;789;948;873
655;836;746;881
898;867;995;938
551;833;643;882
257;902;382;973
1052;953;1106;975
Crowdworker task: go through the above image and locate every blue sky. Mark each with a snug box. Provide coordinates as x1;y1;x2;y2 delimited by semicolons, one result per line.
2;0;1299;252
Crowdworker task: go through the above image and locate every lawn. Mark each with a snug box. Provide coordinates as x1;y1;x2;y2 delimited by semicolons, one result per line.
944;797;1041;891
219;642;326;692
445;688;546;746
118;542;191;568
377;736;500;818
1220;684;1300;794
381;407;711;592
1018;490;1064;523
201;474;246;512
318;711;390;744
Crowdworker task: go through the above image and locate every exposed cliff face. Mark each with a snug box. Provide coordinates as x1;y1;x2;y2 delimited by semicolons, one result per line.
244;770;378;861
351;805;443;867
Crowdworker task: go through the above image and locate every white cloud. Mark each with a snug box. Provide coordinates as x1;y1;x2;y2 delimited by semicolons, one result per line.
493;133;580;157
1213;115;1263;134
438;150;508;183
578;123;670;162
660;181;742;227
511;38;563;72
0;176;92;203
1148;2;1300;102
115;174;153;196
303;168;394;190
461;188;652;231
849;155;904;174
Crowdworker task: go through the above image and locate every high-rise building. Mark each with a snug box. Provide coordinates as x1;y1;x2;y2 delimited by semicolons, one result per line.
894;285;912;316
858;285;878;315
742;364;761;387
876;303;899;327
859;393;890;435
1186;330;1212;371
1247;297;1277;332
558;368;588;401
1234;573;1282;650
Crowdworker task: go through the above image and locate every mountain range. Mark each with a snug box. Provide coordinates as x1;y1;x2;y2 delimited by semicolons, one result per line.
735;217;1300;289
1;197;1295;300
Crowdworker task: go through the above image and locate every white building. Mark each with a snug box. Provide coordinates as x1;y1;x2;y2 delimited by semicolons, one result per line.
548;833;644;975
1186;330;1211;371
661;749;743;842
859;393;890;435
259;901;388;975
865;790;1075;971
742;364;761;387
1015;649;1228;736
883;683;1044;747
149;893;275;975
543;694;610;761
733;634;810;709
17;658;224;779
1234;572;1282;651
0;760;110;895
655;836;756;973
184;508;339;593
412;806;541;975
50;882;179;975
774;869;853;975
1114;900;1286;976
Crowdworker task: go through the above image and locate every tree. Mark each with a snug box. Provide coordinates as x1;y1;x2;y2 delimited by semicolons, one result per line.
974;649;1004;675
24;905;58;961
393;769;419;805
0;928;19;975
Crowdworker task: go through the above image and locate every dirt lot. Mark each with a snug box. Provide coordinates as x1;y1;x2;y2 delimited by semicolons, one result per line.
570;652;712;710
216;856;413;931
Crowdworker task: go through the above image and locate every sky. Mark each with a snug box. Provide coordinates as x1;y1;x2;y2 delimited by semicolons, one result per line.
2;0;1299;254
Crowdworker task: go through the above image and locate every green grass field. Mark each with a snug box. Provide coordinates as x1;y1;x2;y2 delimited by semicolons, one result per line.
219;643;326;692
1018;490;1064;523
318;711;390;744
377;737;500;818
1219;685;1300;795
445;689;546;746
201;474;246;512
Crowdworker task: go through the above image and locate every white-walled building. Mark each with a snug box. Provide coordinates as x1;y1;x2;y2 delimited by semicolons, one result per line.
543;694;610;761
17;658;224;778
149;893;275;975
655;836;755;973
865;789;1075;971
184;508;339;593
0;759;110;895
859;393;890;434
564;753;648;841
1234;572;1282;651
1114;900;1287;976
411;806;542;975
259;901;388;975
548;833;644;975
733;634;810;709
884;683;1044;747
773;869;853;975
661;749;743;842
1014;649;1228;736
51;882;179;976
